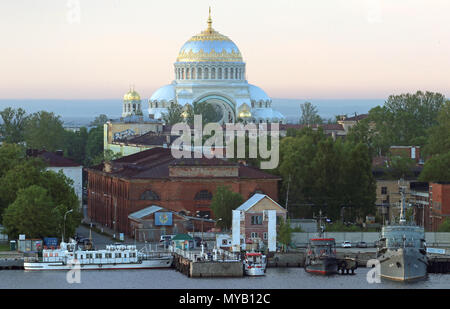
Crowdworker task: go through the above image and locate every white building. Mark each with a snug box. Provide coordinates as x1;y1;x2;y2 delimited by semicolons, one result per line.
28;150;83;210
148;9;286;125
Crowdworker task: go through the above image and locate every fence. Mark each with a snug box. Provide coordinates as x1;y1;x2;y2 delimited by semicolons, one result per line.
134;228;164;243
292;232;450;247
169;245;239;262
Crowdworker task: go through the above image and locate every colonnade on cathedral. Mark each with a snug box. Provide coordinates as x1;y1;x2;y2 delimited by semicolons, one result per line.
174;63;246;81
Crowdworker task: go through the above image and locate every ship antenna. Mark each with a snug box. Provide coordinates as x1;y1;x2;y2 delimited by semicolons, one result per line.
314;210;324;237
399;178;407;224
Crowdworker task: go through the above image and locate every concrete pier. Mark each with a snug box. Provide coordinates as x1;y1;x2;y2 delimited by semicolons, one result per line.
428;255;450;273
0;252;24;270
173;253;243;277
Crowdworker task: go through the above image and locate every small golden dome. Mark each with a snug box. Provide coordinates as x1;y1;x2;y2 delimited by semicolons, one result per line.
123;88;141;101
239;110;252;118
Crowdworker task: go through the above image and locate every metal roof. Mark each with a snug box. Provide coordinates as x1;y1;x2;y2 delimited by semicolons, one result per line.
235;193;285;212
128;206;163;220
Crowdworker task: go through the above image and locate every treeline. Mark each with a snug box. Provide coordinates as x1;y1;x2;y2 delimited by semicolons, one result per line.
272;127;376;222
0;108;112;166
346;90;450;182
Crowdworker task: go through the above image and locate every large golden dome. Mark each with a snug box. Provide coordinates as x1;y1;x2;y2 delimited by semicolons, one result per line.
176;9;243;63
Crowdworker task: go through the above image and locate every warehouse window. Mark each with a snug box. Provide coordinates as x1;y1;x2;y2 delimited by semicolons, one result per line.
140;190;160;201
195;190;213;200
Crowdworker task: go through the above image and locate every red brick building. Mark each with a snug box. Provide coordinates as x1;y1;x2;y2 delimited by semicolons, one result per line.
236;194;287;246
428;182;450;231
86;147;280;236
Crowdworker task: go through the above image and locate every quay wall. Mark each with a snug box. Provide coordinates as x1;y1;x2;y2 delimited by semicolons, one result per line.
0;252;24;269
190;261;243;278
267;251;376;268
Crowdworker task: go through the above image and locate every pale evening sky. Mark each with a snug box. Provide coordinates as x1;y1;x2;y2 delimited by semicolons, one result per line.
0;0;449;100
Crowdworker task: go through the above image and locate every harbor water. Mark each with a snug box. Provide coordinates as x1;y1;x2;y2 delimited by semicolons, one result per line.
1;268;449;289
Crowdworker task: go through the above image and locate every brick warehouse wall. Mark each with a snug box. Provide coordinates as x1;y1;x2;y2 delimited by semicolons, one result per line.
429;183;450;231
87;170;279;236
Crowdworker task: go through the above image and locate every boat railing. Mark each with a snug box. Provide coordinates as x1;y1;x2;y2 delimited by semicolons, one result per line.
168;245;239;262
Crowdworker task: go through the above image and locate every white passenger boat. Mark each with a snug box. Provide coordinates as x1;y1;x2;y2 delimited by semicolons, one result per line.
243;252;267;276
24;240;173;271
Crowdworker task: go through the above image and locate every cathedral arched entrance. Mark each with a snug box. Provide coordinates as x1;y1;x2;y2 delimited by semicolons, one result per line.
194;94;236;124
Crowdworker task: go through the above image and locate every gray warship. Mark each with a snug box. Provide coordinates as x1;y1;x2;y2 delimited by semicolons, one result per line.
376;181;428;281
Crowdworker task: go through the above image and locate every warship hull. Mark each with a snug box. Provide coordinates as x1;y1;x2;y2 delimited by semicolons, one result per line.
378;248;427;281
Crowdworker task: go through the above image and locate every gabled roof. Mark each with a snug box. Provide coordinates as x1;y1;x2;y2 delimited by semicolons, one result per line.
235;193;285;212
128;206;163;220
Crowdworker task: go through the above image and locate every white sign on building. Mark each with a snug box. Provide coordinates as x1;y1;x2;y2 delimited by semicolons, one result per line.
232;210;241;252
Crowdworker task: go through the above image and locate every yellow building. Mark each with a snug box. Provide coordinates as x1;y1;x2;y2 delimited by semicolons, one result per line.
376;179;414;223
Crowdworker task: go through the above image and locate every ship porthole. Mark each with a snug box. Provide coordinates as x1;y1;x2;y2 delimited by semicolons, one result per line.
396;262;402;268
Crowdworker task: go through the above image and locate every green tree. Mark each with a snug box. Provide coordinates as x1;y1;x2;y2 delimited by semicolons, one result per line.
419;152;450;183
0;107;28;143
419;100;450;183
340;142;377;219
369;91;445;150
277;218;292;252
91;149;122;166
0;143;26;179
63;127;88;164
0;158;46;218
187;102;221;126
85;126;104;166
299;102;322;125
24;111;66;151
3;185;58;239
423;100;450;157
162;102;185;125
89;114;109;127
276;127;375;221
210;186;244;230
437;218;450;232
385;154;417;179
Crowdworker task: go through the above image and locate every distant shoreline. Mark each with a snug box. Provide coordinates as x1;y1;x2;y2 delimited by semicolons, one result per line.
0;98;384;126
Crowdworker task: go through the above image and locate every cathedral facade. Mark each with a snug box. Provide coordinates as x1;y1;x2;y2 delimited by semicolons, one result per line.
147;10;285;125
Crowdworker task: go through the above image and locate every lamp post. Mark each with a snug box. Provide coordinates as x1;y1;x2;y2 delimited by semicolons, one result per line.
63;209;73;243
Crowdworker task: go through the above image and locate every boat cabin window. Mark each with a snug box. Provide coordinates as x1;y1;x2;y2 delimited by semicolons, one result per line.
95;253;102;259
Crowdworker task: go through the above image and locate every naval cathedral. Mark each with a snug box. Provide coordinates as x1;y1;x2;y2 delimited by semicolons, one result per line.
121;10;285;125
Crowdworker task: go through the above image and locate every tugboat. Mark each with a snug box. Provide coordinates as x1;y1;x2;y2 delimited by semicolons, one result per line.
243;252;267;276
376;179;428;281
304;210;338;275
24;239;173;271
305;238;338;275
